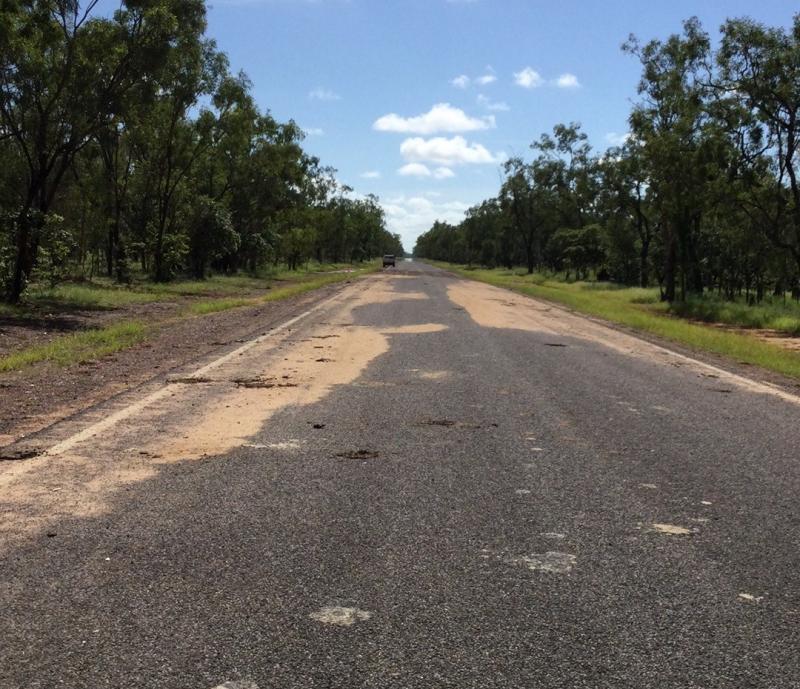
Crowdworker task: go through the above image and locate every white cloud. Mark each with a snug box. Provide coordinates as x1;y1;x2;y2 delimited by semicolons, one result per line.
360;170;382;179
383;195;470;249
605;132;630;146
398;163;456;180
477;94;510;112
476;74;497;86
373;103;495;135
308;88;341;101
400;136;504;166
304;127;324;136
433;166;456;179
451;74;470;89
514;67;544;89
398;163;433;177
556;73;580;89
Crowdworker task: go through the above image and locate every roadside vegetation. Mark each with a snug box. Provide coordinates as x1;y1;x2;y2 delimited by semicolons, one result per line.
415;16;800;321
0;1;402;306
435;264;800;380
414;15;800;379
0;322;147;374
0;263;376;372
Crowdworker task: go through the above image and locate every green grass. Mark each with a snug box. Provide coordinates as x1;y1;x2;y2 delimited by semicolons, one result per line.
1;262;379;372
185;265;375;315
262;271;363;302
188;298;254;315
0;321;147;373
27;283;166;309
8;262;375;311
670;295;800;335
432;262;800;380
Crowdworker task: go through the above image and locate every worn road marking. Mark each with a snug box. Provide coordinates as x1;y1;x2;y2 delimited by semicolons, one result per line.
508;552;577;573
738;593;764;603
211;682;259;689
651;523;693;535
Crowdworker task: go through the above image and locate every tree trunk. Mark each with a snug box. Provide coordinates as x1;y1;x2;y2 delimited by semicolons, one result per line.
662;221;677;302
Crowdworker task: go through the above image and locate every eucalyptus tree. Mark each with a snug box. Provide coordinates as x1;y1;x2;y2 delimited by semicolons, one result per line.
718;15;800;280
0;0;191;300
599;138;656;286
500;157;542;274
624;17;714;301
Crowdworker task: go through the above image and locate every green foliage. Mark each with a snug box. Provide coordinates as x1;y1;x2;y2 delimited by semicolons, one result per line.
0;0;402;303
37;215;74;288
0;321;147;373
415;14;800;311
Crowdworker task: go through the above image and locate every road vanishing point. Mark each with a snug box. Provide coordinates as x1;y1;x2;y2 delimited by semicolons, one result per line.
2;261;799;689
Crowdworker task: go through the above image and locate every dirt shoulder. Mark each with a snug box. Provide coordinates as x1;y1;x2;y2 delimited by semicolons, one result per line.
0;280;357;447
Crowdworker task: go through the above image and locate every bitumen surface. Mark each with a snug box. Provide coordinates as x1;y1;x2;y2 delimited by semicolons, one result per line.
2;261;799;689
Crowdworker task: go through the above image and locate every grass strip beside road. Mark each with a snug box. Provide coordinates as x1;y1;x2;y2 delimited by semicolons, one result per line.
0;321;147;373
1;265;377;372
187;268;376;315
433;263;800;380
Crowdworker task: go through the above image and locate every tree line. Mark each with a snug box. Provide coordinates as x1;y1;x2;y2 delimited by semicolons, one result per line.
0;0;402;303
414;15;800;303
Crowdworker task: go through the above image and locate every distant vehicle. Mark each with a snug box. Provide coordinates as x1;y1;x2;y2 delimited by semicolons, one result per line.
382;254;396;267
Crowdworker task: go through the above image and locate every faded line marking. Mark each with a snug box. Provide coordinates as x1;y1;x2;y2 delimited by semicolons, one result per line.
738;593;764;603
210;682;259;689
651;523;693;535
508;552;577;574
310;606;372;626
418;370;451;380
540;532;566;540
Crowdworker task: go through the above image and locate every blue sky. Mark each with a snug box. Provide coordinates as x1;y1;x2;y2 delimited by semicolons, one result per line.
206;0;794;251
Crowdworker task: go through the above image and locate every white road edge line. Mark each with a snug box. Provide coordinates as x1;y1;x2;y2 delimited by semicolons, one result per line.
489;281;800;407
645;343;800;407
45;286;355;457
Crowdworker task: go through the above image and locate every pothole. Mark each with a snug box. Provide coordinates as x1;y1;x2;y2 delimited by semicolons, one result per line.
167;376;214;385
0;447;42;461
232;377;299;389
416;418;483;429
335;449;380;460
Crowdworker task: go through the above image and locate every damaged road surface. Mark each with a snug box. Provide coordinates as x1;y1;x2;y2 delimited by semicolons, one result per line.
2;261;800;689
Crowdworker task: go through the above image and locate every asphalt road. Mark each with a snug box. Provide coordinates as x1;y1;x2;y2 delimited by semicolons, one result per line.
2;260;799;689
